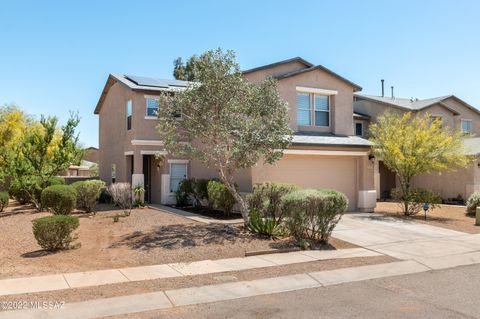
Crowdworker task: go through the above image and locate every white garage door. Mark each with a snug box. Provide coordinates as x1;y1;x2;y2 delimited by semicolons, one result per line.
253;155;357;210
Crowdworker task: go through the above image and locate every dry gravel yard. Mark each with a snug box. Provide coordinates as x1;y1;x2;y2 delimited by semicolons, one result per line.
375;201;480;233
0;203;355;279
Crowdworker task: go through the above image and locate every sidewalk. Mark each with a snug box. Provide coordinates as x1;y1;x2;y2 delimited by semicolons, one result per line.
0;260;429;319
0;247;381;296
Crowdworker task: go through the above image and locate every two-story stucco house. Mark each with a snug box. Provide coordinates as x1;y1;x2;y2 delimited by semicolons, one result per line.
95;57;377;211
353;89;480;201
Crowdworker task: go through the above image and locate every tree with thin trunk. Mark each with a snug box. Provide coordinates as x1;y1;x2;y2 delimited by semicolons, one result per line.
158;48;292;223
369;111;471;215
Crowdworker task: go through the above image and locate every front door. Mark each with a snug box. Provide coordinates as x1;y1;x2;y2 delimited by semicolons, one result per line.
143;155;152;203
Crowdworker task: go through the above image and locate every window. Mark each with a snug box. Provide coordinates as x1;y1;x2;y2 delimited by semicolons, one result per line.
355;122;363;136
170;163;187;193
296;93;311;126
314;94;329;126
171;100;182;119
111;164;116;183
429;115;443;126
126;100;132;130
461;119;472;134
146;98;159;117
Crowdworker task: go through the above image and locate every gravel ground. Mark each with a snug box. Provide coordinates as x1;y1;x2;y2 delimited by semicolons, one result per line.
0;203;355;279
0;255;395;308
375;201;480;233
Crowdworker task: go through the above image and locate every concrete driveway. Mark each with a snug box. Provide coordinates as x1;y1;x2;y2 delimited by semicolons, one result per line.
334;213;480;267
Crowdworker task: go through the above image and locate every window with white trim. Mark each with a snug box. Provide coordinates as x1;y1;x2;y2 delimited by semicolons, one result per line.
170;163;187;193
296;93;311;126
146;98;159;117
314;94;329;126
461;119;472;134
126;100;132;130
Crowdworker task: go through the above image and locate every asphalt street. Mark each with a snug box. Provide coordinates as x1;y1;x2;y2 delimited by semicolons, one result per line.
151;263;480;319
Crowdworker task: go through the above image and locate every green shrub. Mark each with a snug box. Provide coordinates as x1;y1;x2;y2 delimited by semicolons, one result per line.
247;182;299;223
175;178;216;207
41;185;77;215
207;180;236;214
246;208;284;238
72;180;105;214
9;177;65;206
391;188;441;216
282;189;348;244
32;215;79;251
0;191;8;212
193;178;212;203
133;184;145;207
466;192;480;214
175;178;195;207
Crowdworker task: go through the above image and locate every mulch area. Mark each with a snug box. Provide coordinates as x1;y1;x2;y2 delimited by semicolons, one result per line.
0;202;356;279
375;201;480;234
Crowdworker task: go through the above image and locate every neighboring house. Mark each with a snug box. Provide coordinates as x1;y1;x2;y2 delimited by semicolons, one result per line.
354;90;480;201
83;146;99;164
95;57;377;211
59;160;98;177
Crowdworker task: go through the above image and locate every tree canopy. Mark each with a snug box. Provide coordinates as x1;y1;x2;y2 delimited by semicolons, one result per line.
369;111;471;214
0;106;83;210
159;48;292;223
173;55;201;81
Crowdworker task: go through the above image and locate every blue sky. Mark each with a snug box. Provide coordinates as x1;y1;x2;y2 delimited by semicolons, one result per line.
1;0;479;147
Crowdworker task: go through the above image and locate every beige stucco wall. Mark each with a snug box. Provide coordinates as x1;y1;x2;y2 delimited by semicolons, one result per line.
411;159;478;200
243;61;308;84
244;66;356;136
99;82;135;184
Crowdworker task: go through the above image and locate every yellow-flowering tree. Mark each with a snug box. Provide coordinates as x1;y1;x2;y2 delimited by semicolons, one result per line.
4;111;83;210
369;112;471;215
0;105;28;175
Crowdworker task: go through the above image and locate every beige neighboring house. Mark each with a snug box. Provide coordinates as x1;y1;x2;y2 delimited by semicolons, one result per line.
95;57;377;211
354;91;480;201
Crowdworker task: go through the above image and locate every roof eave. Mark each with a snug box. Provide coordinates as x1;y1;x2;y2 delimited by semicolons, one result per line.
242;57;314;74
276;65;362;92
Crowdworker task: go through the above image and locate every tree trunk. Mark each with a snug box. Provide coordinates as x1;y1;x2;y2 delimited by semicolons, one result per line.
217;168;249;224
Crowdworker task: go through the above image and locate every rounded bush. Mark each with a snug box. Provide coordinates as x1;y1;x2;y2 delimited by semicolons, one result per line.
247;182;299;221
72;180;105;213
282;189;348;244
207;181;236;214
32;215;79;251
41;185;77;215
0;191;9;212
466;192;480;214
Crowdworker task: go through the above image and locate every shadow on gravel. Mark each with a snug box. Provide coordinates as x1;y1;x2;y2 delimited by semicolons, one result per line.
110;223;250;251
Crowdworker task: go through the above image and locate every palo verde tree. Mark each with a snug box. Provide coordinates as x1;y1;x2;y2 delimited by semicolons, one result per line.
158;48;293;223
6;113;83;210
0;105;28;180
369;112;471;215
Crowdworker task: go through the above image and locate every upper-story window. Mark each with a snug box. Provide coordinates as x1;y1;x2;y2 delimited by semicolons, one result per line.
296;92;330;127
296;93;311;126
146;98;159;117
126;100;132;130
461;119;472;134
314;94;329;126
355;122;363;136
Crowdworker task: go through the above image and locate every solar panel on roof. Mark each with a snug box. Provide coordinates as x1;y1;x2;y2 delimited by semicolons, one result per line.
125;75;170;88
165;79;188;87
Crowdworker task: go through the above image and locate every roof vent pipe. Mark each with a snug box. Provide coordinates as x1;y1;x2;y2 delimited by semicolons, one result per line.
391;86;394;99
381;79;385;97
